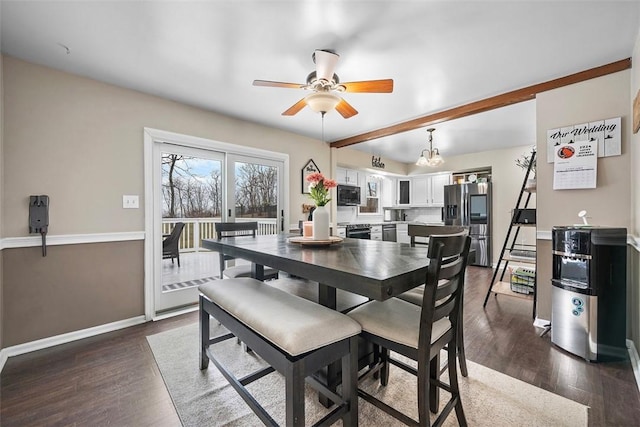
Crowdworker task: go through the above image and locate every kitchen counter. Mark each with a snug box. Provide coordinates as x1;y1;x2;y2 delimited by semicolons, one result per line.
337;221;444;226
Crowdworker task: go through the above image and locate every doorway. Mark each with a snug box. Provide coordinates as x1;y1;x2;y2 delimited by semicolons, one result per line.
144;128;289;319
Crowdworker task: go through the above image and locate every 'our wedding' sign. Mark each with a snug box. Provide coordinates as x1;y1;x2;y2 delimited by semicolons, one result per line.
546;117;620;163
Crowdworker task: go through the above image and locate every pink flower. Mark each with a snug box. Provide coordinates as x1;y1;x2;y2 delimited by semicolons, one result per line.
305;172;334;206
306;172;325;185
323;179;337;189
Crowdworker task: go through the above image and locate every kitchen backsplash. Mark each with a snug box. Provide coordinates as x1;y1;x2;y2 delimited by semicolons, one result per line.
336;206;442;224
409;207;443;223
336;206;383;224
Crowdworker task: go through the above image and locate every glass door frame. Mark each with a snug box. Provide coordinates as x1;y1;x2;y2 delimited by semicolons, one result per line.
143;128;290;320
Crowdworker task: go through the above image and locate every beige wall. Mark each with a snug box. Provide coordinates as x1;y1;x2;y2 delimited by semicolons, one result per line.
332;146;408;176
536;70;632;321
3;241;143;345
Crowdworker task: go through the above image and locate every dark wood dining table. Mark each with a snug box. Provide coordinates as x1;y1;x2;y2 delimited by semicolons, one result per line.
202;233;432;309
202;233;433;408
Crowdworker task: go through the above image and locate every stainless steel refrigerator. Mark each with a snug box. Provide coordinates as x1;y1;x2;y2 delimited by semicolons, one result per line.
444;183;492;267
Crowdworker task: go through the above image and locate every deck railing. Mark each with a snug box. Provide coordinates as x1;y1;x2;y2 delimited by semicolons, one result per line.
162;217;278;252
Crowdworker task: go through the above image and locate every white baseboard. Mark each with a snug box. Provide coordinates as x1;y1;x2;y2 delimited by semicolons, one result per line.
627;339;640;393
533;317;551;329
0;348;8;373
0;315;147;372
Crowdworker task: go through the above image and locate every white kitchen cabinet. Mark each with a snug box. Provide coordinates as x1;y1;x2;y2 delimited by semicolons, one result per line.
336;226;346;238
411;176;430;206
396;223;410;244
408;173;451;207
336;167;359;185
371;225;383;241
381;177;394;207
430;173;451;206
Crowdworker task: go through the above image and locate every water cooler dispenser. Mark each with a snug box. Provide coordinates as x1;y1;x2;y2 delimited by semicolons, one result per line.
551;226;627;362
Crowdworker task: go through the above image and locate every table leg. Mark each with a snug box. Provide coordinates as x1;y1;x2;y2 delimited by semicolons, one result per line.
318;283;337;309
251;263;265;280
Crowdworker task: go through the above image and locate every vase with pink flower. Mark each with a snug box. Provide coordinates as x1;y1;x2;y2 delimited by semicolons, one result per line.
306;172;337;240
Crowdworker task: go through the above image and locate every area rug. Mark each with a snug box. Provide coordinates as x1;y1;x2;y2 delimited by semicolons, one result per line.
147;323;589;426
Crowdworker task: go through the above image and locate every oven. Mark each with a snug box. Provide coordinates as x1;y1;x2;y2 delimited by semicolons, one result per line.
346;224;371;239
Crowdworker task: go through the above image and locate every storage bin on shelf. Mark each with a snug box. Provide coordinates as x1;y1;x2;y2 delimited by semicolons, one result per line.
510;266;535;294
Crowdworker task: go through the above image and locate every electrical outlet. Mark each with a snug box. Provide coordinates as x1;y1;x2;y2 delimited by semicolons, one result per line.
123;195;139;209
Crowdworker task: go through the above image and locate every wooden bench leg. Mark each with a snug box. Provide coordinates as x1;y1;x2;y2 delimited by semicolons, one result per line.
286;360;306;427
342;336;359;427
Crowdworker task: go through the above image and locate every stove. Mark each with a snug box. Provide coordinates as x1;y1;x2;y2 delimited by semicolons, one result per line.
346;224;371;239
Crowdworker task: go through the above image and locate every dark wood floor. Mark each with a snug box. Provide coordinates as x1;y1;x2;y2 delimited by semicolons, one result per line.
1;267;639;426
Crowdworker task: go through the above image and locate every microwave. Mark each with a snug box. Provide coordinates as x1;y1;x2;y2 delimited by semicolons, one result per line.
337;185;361;206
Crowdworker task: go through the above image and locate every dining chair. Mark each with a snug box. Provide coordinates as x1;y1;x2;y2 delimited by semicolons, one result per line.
214;222;279;280
403;224;470;377
162;222;185;267
348;233;471;426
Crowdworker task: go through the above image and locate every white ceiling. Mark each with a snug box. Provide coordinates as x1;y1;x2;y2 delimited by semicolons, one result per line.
1;1;639;164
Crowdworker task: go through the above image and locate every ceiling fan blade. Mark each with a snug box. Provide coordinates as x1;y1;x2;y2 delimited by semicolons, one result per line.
342;79;394;93
314;49;340;81
253;80;305;89
282;98;307;116
335;98;358;119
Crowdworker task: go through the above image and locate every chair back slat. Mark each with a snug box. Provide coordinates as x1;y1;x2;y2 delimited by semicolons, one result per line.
437;257;464;280
434;276;460;302
215;222;258;239
433;297;456;322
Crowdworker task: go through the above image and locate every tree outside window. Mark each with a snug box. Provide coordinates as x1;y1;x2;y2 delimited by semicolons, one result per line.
359;176;381;214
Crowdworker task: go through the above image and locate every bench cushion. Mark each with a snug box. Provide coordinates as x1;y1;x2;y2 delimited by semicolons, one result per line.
199;278;361;356
348;298;450;349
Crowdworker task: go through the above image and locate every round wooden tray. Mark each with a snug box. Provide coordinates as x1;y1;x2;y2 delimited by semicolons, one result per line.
287;236;343;246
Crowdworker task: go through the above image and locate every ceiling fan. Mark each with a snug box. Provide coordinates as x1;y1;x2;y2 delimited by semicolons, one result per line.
253;49;393;118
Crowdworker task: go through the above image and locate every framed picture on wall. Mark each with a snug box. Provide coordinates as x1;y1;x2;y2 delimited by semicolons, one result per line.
301;159;320;194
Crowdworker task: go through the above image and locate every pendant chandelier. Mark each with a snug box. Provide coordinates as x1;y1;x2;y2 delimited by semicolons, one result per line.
416;128;444;167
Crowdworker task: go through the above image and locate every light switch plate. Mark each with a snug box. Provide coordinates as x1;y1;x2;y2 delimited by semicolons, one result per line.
123;195;139;209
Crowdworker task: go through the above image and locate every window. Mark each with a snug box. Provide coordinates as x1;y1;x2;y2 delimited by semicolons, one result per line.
359;175;381;215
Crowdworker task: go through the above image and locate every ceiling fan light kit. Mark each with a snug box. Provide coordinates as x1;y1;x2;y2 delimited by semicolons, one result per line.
253;49;393;118
416;128;444;167
305;92;341;114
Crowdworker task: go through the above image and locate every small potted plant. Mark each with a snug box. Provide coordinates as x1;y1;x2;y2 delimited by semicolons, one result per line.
516;149;536;190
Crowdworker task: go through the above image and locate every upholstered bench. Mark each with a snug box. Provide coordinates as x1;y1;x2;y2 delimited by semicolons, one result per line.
199;278;361;426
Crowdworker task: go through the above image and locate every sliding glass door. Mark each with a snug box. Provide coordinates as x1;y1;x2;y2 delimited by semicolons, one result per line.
155;143;225;313
151;141;286;316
